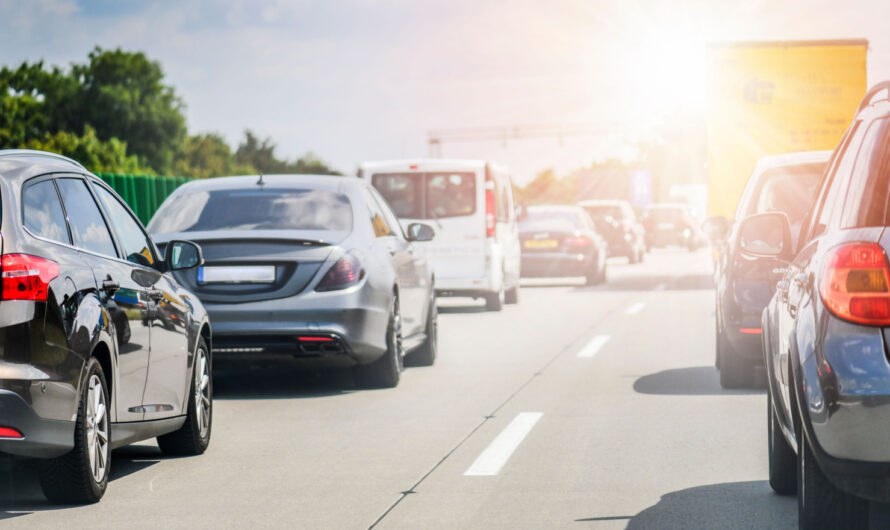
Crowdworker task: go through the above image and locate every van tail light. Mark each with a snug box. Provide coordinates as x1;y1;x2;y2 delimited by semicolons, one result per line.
485;189;496;237
564;236;591;248
316;253;365;291
819;243;890;325
1;254;60;301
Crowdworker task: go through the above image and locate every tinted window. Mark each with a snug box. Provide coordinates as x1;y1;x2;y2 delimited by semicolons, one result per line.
584;205;624;220
371;174;422;218
149;188;353;233
23;180;70;244
750;163;825;225
840;118;888;228
521;208;585;229
813;122;865;238
92;183;156;267
56;178;117;256
372;172;477;219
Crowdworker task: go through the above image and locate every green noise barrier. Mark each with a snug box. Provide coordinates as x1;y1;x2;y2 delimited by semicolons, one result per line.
97;173;191;225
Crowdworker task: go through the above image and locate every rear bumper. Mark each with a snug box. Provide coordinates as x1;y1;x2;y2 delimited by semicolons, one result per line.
724;317;764;363
206;283;390;365
0;389;74;458
520;253;593;278
436;275;496;296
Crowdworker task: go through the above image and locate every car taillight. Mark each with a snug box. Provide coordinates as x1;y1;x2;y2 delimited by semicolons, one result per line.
0;426;23;439
485;189;496;237
1;254;60;301
564;236;591;247
316;253;365;292
819;243;890;325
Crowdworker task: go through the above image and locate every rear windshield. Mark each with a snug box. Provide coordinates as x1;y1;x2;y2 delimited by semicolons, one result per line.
747;163;824;225
583;205;624;220
521;209;585;229
149;188;353;233
646;208;685;223
371;172;476;219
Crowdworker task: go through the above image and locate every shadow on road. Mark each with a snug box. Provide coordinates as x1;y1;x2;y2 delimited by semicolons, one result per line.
437;303;488;314
618;480;795;529
0;446;161;519
212;359;355;400
633;366;764;396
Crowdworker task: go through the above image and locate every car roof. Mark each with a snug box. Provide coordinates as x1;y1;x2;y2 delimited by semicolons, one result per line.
0;149;87;183
527;204;585;212
578;199;629;207
172;174;354;194
359;158;508;174
753;150;832;173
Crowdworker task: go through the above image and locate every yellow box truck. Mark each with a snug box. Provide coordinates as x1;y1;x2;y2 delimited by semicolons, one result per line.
706;40;868;218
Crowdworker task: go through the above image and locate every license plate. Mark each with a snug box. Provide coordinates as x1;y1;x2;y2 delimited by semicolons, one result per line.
197;266;275;284
525;239;558;249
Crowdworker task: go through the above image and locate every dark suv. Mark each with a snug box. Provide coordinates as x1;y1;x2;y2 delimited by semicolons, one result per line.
0;150;211;503
709;151;829;388
751;83;890;527
578;199;646;263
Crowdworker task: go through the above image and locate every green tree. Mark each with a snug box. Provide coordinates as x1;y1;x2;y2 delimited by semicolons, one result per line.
173;133;254;178
235;130;341;175
25;126;153;174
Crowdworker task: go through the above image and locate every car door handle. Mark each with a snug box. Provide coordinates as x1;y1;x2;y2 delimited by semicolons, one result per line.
776;280;789;294
101;279;120;294
148;289;164;301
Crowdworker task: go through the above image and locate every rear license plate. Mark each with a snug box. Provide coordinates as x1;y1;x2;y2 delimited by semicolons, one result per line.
197;266;275;284
525;239;558;249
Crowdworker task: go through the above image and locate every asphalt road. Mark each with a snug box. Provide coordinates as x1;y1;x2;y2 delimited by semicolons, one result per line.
1;248;804;528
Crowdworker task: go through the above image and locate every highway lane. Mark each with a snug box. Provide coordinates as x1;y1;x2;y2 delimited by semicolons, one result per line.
1;249;800;528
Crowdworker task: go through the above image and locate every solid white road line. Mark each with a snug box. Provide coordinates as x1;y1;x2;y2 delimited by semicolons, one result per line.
464;412;544;476
577;335;610;358
625;302;646;315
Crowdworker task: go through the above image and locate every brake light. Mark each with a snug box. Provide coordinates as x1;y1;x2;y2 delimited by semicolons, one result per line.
485;189;496;237
819;243;890;325
564;236;591;247
0;426;23;439
316;253;365;291
1;254;59;301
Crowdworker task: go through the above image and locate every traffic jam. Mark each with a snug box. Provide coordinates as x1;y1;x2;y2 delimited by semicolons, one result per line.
2;4;890;529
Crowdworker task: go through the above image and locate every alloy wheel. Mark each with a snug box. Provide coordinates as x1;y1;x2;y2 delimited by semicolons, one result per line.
194;347;211;439
85;374;109;484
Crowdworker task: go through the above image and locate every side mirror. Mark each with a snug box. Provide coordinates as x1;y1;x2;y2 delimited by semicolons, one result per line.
702;216;732;243
737;213;792;261
406;223;435;242
165;240;204;270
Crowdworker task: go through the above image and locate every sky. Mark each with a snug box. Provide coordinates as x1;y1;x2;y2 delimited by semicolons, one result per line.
1;0;889;184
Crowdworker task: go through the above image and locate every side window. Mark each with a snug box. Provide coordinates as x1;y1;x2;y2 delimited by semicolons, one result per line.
840;118;889;228
91;182;156;267
22;180;71;244
368;187;405;239
361;187;393;238
55;178;117;257
810;122;865;239
496;174;513;222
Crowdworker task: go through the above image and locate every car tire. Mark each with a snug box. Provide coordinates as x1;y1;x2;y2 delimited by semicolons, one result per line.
718;326;754;388
798;429;868;529
505;284;520;304
39;357;110;504
485;286;504;311
408;293;438;367
354;295;403;388
768;391;796;495
157;338;212;456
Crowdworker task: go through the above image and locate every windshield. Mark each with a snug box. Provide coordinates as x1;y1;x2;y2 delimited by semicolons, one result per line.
149;188;353;233
748;163;825;225
372;172;476;219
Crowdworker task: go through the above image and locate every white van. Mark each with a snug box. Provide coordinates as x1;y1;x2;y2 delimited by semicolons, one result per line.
359;159;521;311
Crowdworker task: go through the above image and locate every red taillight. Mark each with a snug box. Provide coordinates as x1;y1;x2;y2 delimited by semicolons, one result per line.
0;426;23;439
1;254;60;301
564;236;591;247
316;253;365;292
739;328;762;335
485;189;496;237
298;336;334;342
819;243;890;325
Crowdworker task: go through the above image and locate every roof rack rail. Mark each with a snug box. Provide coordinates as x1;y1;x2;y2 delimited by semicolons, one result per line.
0;149;86;170
857;81;890;113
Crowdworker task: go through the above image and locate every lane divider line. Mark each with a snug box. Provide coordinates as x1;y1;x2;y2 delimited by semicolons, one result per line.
464;412;543;476
625;302;646;315
577;335;610;358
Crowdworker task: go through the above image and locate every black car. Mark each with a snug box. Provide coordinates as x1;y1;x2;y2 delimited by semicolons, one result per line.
708;150;829;388
642;203;703;251
757;82;890;527
149;175;437;388
578;199;646;263
519;205;608;285
0;150;211;503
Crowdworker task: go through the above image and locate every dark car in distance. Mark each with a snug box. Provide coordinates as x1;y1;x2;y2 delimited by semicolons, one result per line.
149;175;438;388
0;150;211;504
757;82;890;527
643;203;702;251
578;199;646;263
708;150;829;388
519;205;608;285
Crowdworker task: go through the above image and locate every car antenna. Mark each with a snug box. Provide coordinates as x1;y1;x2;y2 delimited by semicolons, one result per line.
257;172;264;186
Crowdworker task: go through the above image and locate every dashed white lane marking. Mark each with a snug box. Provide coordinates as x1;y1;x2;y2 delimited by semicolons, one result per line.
576;335;610;358
654;283;668;291
464;412;543;476
625;302;647;315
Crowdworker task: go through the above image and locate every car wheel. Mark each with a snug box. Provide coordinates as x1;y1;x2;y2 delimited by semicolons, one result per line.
768;391;796;495
39;357;110;504
157;338;212;456
798;429;868;528
408;292;438;367
505;283;520;304
485;285;504;311
717;327;754;389
354;295;403;388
